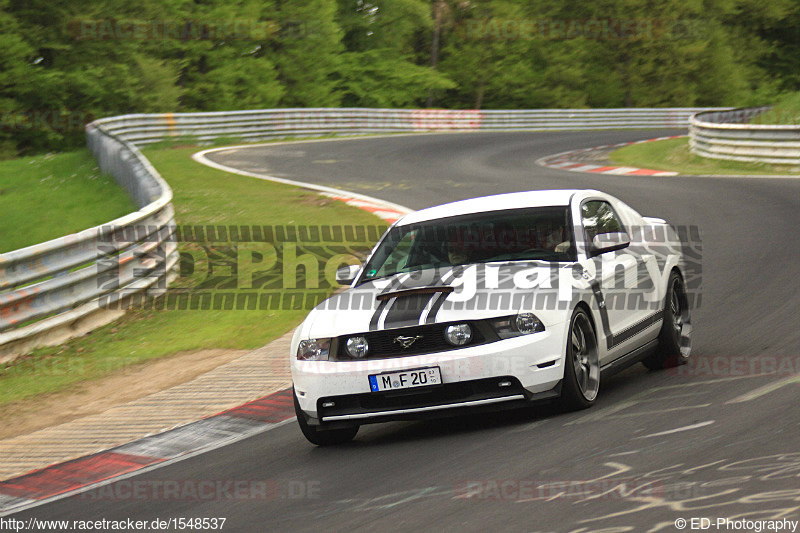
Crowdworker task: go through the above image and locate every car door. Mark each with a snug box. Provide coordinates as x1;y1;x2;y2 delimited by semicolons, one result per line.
578;199;650;360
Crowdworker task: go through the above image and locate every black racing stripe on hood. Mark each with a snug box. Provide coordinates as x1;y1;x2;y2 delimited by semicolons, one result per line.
424;266;463;325
424;291;449;325
369;267;481;330
369;275;407;331
382;292;440;329
369;298;391;331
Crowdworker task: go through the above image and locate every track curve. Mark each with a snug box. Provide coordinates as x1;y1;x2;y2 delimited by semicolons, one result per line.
14;130;800;531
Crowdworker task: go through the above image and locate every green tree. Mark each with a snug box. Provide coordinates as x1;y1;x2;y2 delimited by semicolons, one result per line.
1;0;799;157
271;0;343;107
336;0;453;107
436;0;586;109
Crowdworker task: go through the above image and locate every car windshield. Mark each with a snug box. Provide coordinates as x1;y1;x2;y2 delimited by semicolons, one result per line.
360;206;575;282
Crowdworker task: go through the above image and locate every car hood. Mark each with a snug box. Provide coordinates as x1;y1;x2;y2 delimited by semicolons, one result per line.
300;263;579;339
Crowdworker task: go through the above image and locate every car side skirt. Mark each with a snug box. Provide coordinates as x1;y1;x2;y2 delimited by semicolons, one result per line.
600;338;659;377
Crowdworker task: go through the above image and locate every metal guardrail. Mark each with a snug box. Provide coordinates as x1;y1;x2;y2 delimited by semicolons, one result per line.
93;107;720;146
0;107;724;361
0;122;178;361
689;107;800;165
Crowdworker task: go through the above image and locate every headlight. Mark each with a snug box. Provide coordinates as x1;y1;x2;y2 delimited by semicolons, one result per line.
491;313;544;339
297;338;331;361
515;313;543;334
345;336;369;358
445;324;472;346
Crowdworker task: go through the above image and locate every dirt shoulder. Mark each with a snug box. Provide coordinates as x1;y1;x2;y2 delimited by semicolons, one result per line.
0;348;249;440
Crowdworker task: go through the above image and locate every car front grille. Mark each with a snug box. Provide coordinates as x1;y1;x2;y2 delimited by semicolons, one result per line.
335;320;497;360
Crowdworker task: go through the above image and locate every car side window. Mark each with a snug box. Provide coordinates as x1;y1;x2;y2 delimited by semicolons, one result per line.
581;201;624;243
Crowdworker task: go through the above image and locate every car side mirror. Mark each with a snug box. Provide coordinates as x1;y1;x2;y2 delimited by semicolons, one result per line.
590;232;631;257
335;265;361;285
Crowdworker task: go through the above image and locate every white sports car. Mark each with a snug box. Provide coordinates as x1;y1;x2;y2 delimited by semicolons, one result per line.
291;189;692;445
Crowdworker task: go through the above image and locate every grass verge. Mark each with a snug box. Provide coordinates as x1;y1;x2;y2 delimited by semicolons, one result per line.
0;144;387;407
0;151;135;253
609;137;800;176
751;92;800;125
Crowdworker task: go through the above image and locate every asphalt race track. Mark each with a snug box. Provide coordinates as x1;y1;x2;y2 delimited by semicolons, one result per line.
14;131;800;531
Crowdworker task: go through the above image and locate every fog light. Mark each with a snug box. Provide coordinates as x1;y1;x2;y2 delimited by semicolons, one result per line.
445;324;472;346
346;336;369;358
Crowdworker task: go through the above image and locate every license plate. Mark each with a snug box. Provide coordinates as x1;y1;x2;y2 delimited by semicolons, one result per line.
369;367;442;392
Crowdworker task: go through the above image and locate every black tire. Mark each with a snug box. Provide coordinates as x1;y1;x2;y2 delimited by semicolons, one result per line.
559;307;600;410
294;389;358;446
643;270;692;370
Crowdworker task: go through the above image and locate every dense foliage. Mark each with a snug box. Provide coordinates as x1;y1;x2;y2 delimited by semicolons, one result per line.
1;0;797;156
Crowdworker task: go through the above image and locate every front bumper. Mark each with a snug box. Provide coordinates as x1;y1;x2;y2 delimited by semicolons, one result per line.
291;328;566;425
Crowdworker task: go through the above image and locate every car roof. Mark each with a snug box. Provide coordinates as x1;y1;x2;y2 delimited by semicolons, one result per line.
397;189;602;225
